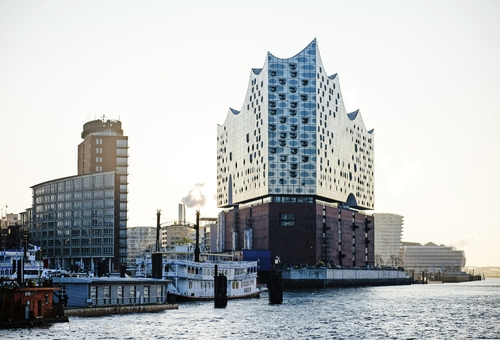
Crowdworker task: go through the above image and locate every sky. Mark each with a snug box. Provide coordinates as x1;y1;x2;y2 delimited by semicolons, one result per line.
1;0;499;267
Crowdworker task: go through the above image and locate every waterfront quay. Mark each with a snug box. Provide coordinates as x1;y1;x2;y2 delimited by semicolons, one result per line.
66;303;177;317
281;267;411;288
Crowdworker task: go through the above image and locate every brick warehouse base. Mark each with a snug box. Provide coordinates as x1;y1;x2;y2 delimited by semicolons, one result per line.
220;201;375;267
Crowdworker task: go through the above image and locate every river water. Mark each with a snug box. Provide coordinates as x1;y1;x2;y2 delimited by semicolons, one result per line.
2;278;499;339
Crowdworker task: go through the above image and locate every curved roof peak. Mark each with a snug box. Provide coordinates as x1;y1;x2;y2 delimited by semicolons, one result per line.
347;109;359;121
347;109;374;134
267;38;317;61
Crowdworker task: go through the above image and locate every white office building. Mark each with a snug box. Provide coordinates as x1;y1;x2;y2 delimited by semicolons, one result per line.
373;213;404;266
401;242;466;273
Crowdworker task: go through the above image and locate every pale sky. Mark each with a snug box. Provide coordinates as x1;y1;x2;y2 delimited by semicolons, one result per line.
1;0;499;267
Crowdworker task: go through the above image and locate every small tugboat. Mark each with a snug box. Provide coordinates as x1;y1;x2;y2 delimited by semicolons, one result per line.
0;275;69;329
0;248;69;329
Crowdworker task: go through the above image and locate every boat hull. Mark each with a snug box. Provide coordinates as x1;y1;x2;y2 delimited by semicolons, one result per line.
167;289;264;303
0;316;69;329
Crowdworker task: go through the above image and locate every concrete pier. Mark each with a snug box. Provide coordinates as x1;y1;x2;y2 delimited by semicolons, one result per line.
66;303;178;317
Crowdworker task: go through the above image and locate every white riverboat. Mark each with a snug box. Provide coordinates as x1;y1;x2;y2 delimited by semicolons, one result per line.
162;249;266;302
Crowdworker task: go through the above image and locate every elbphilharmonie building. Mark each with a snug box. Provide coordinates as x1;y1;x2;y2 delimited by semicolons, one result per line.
217;39;375;267
217;39;374;211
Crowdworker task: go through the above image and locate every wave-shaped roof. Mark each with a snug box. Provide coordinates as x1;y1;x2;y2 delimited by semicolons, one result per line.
347;110;359;121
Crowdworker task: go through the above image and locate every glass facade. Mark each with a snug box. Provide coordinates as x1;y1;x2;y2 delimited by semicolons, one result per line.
217;39;374;210
31;172;119;270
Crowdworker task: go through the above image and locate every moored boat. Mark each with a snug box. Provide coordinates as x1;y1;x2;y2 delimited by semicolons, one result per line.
0;277;68;329
154;246;266;302
164;257;265;302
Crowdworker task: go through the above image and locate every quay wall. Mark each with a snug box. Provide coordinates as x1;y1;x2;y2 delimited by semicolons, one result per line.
66;303;178;317
440;275;482;283
281;268;411;288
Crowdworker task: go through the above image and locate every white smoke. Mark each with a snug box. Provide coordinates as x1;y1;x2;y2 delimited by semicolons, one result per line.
181;183;207;208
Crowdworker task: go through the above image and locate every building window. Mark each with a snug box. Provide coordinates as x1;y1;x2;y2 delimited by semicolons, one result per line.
90;286;97;305
280;213;295;226
104;286;110;304
116;157;127;165
157;285;163;303
117;286;123;304
116;139;127;147
130;286;136;304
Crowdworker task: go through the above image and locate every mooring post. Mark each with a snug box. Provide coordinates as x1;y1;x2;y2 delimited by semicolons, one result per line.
194;210;200;263
214;265;227;308
268;255;283;305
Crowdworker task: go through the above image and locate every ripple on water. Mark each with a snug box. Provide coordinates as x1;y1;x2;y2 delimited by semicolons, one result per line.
1;279;499;339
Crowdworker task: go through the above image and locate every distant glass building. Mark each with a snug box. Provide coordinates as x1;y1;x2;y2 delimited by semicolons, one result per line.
216;39;375;266
30;117;128;272
373;213;404;266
